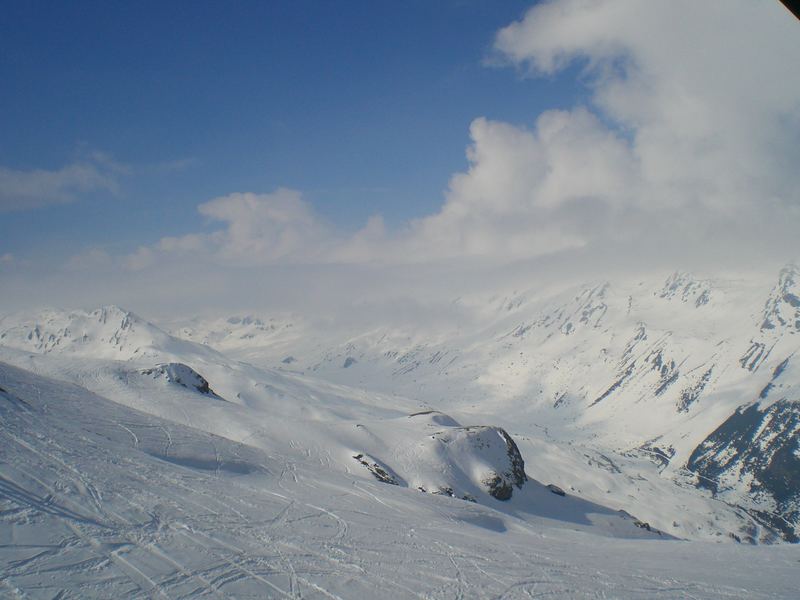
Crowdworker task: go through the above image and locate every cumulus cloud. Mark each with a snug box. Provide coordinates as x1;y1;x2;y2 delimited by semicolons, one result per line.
197;189;336;263
0;159;120;212
494;0;800;212
120;189;343;270
396;108;636;261
377;0;800;265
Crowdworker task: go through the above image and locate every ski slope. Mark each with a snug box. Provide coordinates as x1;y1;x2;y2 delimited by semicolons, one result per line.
2;361;799;599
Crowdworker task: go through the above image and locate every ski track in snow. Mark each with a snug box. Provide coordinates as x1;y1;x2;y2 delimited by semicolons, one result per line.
1;362;798;599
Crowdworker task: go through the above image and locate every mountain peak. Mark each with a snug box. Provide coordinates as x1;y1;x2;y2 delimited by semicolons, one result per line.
761;265;800;331
658;271;712;307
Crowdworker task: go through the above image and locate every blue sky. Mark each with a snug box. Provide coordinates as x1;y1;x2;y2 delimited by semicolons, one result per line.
0;0;584;259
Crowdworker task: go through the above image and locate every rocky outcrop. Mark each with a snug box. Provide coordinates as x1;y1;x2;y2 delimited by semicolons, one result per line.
431;426;527;501
140;363;222;399
760;264;800;331
353;454;401;485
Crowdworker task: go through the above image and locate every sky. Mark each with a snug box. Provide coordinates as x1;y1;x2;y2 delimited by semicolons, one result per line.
2;1;799;318
1;1;565;253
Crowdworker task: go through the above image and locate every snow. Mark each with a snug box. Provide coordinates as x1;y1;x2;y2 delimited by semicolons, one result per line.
2;266;800;596
2;361;799;598
153;268;800;542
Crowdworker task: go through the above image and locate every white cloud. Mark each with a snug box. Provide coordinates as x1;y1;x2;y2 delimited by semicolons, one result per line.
373;0;800;264
397;107;637;261
0;160;120;212
119;189;340;270
197;189;335;264
493;0;800;216
124;246;157;272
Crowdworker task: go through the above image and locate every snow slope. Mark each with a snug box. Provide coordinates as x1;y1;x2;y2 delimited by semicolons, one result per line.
0;300;770;543
2;360;799;598
159;265;800;542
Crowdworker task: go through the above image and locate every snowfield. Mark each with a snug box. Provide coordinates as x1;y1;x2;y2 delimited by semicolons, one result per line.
2;362;799;599
1;266;800;597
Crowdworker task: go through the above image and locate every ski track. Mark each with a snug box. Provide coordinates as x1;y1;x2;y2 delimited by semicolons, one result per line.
2;361;799;598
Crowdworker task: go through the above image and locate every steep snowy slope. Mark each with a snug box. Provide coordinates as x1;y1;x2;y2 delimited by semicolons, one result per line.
159;265;800;542
2;361;800;598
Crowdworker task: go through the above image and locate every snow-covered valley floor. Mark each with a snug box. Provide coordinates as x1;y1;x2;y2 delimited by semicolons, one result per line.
2;361;799;599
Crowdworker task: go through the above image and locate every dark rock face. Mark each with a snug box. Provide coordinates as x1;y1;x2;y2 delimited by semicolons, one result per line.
494;428;528;492
140;363;221;399
591;361;637;406
758;358;790;400
761;264;800;331
635;441;676;472
459;426;527;501
677;366;714;413
659;272;712;307
343;357;357;368
546;484;566;497
353;454;399;485
687;399;800;542
485;476;513;501
430;425;527;501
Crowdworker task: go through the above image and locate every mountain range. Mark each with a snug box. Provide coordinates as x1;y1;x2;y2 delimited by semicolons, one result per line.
1;265;799;596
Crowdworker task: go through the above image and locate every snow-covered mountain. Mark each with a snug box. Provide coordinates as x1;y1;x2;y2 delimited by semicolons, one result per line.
155;264;800;543
2;266;800;595
0;304;641;523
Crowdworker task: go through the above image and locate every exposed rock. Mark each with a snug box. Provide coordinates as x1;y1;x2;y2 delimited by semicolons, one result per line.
659;272;712;307
677;366;714;412
407;410;460;427
761;264;800;331
432;426;527;501
140;363;222;399
353;453;400;485
687;399;800;542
